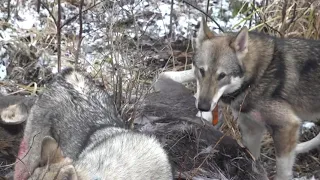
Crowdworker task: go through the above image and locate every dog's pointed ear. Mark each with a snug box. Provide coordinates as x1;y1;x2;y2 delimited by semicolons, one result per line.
40;136;65;166
31;136;77;180
231;26;249;56
56;165;78;180
196;15;215;48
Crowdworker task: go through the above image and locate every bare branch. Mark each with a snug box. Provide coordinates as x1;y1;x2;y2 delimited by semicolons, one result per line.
169;0;174;37
40;1;57;24
281;0;288;24
181;0;224;32
6;0;11;22
61;1;104;29
57;0;62;72
37;0;41;13
205;0;210;21
74;0;85;68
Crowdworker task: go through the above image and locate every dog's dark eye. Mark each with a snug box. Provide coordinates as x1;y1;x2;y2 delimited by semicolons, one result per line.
199;68;205;77
217;72;226;81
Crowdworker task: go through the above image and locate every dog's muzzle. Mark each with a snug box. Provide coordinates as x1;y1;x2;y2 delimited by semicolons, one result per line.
197;99;212;112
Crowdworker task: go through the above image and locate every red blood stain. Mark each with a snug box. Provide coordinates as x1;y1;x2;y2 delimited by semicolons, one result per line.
14;138;29;180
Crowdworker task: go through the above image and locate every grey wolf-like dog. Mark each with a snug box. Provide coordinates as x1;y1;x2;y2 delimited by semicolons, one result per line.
11;67;173;180
160;16;320;180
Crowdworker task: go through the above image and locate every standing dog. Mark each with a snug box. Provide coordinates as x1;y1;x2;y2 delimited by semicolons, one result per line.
12;67;173;180
160;16;320;180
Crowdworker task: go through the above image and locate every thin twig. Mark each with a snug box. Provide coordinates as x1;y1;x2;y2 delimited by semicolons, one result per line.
0;132;41;178
74;0;85;68
281;0;288;24
281;2;297;34
61;1;104;29
290;1;314;25
190;133;227;178
289;3;297;24
181;0;224;32
6;0;11;22
169;0;174;37
249;0;255;29
37;0;41;13
252;4;283;36
205;0;210;22
57;0;62;72
40;1;57;23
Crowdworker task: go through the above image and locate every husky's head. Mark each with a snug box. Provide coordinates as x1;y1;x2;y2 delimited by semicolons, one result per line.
193;17;248;112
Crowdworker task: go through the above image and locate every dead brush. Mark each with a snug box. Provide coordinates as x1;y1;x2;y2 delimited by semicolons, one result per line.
253;0;320;39
219;105;241;141
78;3;169;128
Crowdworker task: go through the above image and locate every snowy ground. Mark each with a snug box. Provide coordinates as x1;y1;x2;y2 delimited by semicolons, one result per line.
0;0;260;77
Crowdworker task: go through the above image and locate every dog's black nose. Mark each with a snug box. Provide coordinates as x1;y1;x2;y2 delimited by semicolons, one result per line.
197;100;211;112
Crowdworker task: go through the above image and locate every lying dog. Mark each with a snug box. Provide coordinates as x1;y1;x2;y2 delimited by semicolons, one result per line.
10;67;173;180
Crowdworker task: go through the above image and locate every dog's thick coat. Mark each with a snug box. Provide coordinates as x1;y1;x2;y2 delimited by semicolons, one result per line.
12;68;173;180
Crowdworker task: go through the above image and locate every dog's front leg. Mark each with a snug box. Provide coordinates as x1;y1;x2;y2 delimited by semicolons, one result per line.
271;124;300;180
266;105;300;180
236;111;266;159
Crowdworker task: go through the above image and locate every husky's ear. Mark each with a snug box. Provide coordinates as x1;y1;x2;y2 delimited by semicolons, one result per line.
231;26;249;59
196;15;216;48
40;136;65;166
31;137;77;180
0;104;29;124
56;165;78;180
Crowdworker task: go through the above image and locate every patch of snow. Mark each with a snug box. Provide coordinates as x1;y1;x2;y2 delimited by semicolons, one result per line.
0;61;7;80
0;29;14;41
242;0;263;4
302;122;315;130
13;9;40;30
52;67;58;74
292;176;316;180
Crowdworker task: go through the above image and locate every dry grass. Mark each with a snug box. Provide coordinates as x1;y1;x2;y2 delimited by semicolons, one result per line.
219;105;241;141
252;0;320;39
